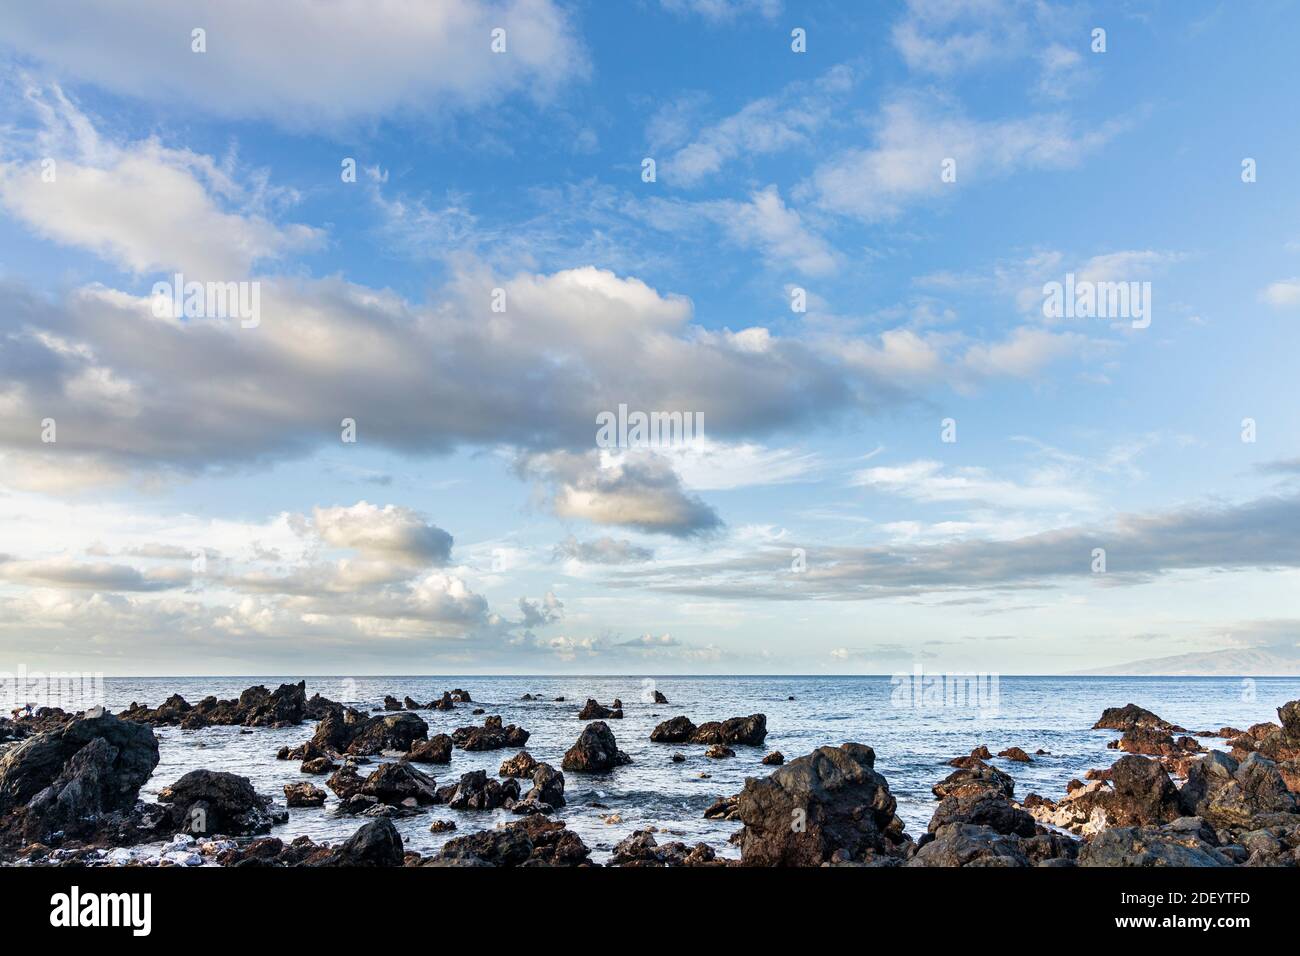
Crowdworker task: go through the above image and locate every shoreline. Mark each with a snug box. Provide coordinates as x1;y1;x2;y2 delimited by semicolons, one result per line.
2;681;1299;867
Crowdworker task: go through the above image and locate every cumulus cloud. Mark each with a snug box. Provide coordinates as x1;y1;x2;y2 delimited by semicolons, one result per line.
518;591;564;627
0;0;587;128
312;502;453;567
520;450;723;538
0;85;322;277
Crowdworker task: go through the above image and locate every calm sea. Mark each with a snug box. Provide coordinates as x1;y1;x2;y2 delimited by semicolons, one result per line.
29;675;1300;863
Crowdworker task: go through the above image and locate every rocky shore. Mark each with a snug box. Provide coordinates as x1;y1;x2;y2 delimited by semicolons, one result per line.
3;683;1300;867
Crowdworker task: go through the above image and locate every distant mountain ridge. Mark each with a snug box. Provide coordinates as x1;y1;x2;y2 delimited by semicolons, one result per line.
1075;647;1300;677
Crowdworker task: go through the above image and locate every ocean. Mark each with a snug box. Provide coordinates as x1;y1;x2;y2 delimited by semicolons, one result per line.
30;674;1300;863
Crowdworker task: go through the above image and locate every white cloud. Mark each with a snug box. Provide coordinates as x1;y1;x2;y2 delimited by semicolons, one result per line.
520;449;723;538
659;0;781;22
1261;278;1300;308
805;96;1121;221
892;0;1029;74
0;0;587;128
312;502;454;567
961;326;1083;379
0;86;320;277
850;458;1095;512
654;66;853;186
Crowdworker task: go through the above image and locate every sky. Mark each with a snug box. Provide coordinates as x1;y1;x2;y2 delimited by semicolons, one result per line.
0;0;1298;676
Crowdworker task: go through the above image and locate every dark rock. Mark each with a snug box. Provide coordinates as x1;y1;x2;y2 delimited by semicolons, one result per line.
446;769;520;811
326;765;366;800
284;782;326;807
653;690;669;704
499;751;538;778
927;790;1037;838
611;829;717;867
328;818;404;866
578;698;623;720
671;753;685;763
736;743;911;866
562;722;632;773
404;734;453;764
1093;704;1185;733
691;714;767;747
429;819;456;833
1188;752;1296;827
431;816;590;867
359;761;439;806
998;747;1032;763
650;716;697;743
932;760;1015;800
1099;755;1187;827
704;794;740;820
452;716;530;752
346;713;428;755
1108;726;1203;757
761;751;785;765
301;756;336;775
909;823;1030;867
0;713;160;846
383;695;403;711
157;770;284;836
1079;825;1232;867
513;763;565;814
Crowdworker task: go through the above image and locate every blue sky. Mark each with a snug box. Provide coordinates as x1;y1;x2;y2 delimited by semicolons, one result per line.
0;0;1298;676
